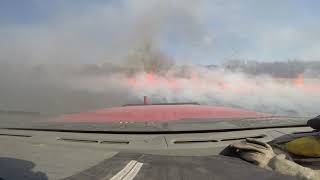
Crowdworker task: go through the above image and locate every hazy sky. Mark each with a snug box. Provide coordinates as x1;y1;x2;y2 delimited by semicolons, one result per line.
1;0;320;64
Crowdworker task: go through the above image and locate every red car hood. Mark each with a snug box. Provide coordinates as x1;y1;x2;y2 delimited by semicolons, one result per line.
55;105;271;123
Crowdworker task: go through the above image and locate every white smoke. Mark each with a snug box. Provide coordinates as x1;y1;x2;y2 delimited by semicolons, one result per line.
0;0;211;64
122;66;320;116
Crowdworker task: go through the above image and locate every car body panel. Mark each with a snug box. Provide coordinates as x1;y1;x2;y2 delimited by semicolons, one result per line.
55;105;271;123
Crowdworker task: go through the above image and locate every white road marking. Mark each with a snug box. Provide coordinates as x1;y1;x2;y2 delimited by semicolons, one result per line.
109;160;143;180
122;161;143;180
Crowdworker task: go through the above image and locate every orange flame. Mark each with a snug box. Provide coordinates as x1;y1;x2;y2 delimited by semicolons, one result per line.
125;72;320;95
293;74;305;87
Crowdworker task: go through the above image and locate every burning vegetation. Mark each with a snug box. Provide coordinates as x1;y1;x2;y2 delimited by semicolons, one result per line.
2;55;320;117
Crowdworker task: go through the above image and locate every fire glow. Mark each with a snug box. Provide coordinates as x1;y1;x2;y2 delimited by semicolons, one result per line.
64;64;320;116
125;72;320;94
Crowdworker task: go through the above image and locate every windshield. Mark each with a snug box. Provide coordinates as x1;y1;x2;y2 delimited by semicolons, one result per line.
0;1;319;132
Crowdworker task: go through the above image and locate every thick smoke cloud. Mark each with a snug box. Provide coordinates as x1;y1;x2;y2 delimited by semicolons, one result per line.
0;0;211;64
126;64;320;116
0;0;210;115
1;60;320;116
0;0;320;117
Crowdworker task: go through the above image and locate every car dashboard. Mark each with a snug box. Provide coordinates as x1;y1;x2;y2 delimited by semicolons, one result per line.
0;126;316;179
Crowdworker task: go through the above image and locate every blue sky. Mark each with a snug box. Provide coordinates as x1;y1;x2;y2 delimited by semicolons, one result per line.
1;0;320;64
